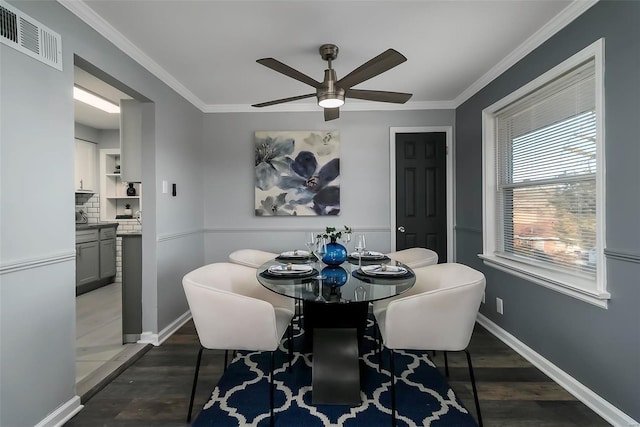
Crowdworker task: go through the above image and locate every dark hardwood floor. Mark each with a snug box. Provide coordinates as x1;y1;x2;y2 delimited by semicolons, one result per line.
65;320;611;426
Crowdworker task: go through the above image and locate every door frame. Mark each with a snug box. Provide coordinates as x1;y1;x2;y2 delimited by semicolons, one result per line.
389;126;455;262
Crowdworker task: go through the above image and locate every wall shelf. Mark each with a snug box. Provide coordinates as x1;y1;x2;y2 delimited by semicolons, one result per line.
100;149;142;221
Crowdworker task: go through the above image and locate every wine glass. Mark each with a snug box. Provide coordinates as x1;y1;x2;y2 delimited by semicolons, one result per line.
315;276;326;302
354;234;366;269
304;232;317;260
311;237;325;277
341;231;352;252
316;237;327;264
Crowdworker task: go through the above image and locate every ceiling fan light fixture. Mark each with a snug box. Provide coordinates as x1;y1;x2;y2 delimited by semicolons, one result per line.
253;44;411;121
318;93;345;108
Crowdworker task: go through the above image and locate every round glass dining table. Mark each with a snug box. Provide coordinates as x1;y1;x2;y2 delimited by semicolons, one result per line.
256;257;416;304
256;256;416;406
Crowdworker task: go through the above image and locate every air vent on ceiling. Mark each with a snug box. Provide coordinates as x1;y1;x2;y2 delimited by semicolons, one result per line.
0;1;62;71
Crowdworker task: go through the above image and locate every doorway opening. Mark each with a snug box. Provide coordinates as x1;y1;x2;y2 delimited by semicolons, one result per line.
73;57;149;401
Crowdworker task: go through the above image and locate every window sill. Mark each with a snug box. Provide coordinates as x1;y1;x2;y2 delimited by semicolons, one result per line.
478;254;610;308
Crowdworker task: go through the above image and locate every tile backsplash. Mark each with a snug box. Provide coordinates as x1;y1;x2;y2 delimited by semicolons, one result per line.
75;193;101;224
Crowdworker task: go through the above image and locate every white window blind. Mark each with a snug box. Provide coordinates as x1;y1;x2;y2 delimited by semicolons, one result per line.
494;59;597;277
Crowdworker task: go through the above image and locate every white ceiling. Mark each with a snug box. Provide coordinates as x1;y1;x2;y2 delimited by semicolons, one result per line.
64;0;595;122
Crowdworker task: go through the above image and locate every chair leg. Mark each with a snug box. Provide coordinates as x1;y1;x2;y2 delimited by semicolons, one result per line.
390;349;396;427
270;351;275;427
464;349;483;427
187;346;204;423
224;350;229;372
374;324;381;372
287;324;293;372
375;323;384;373
443;351;449;377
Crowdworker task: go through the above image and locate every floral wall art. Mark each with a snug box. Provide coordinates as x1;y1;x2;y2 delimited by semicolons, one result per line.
255;130;340;216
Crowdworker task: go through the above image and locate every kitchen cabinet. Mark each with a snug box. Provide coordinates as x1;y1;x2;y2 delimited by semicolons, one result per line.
99;227;117;278
120;99;142;183
74;138;97;192
75;224;118;295
76;240;99;286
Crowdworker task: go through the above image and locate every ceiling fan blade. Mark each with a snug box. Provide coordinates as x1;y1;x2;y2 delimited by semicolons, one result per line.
345;89;412;104
337;49;407;89
324;107;340;121
257;58;321;88
252;93;316;108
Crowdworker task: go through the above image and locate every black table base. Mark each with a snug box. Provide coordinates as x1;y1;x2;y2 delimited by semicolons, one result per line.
312;328;361;405
302;300;369;352
303;300;369;405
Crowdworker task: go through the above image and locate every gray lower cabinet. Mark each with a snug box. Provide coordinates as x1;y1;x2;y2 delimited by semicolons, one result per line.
76;225;118;295
76;241;100;286
99;239;116;278
99;227;117;278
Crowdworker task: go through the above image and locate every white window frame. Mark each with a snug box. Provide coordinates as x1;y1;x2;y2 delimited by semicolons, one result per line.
480;39;609;308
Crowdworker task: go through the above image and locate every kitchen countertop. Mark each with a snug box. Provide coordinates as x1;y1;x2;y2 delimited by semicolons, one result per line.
118;232;142;237
76;222;119;231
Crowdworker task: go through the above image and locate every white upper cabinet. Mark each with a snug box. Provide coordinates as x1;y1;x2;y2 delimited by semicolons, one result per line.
119;99;142;183
74;138;97;192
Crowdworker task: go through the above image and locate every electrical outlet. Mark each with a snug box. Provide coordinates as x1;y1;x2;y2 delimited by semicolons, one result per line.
496;297;504;315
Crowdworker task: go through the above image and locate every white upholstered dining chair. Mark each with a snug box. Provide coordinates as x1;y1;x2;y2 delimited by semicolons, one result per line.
229;248;304;330
182;262;295;425
374;262;486;427
229;248;278;268
384;247;438;268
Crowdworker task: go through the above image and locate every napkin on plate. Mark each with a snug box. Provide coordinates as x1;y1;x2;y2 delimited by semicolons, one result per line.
360;264;407;276
279;250;311;258
268;264;313;275
350;250;385;259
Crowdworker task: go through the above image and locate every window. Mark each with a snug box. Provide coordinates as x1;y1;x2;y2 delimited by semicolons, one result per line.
481;39;608;307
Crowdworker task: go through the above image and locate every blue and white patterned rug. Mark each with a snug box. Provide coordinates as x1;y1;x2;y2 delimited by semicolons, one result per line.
192;316;477;427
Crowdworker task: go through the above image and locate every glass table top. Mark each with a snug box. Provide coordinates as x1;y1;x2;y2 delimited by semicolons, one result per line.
256;258;416;304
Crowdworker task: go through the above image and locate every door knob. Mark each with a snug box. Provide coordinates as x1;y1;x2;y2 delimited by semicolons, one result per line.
397;226;406;233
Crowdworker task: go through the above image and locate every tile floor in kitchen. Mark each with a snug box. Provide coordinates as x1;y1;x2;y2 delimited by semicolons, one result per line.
75;282;149;401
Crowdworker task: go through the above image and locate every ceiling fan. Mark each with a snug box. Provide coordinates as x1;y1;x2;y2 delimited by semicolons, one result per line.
252;44;412;121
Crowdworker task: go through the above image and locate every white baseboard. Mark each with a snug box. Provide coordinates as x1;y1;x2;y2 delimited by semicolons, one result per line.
477;314;639;427
138;310;192;346
35;395;83;427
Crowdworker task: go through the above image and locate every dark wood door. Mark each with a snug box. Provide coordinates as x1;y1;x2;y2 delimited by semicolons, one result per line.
395;132;447;261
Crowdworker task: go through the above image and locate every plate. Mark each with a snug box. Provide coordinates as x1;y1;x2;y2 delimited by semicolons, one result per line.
360;264;408;276
279;250;311;259
267;264;314;276
350;251;386;260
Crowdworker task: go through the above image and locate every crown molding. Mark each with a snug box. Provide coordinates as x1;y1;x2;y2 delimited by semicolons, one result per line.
453;0;599;108
57;0;206;111
203;100;455;114
58;0;597;114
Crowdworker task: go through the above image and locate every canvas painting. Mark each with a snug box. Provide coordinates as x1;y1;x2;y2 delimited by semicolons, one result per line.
255;130;340;216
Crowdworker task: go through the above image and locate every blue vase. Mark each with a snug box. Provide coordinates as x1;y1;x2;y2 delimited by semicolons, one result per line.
322;240;348;265
322;266;348;287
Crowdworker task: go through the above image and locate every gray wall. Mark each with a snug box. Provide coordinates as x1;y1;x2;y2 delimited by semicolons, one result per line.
202;110;454;262
455;0;640;420
0;2;203;426
99;129;120;149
